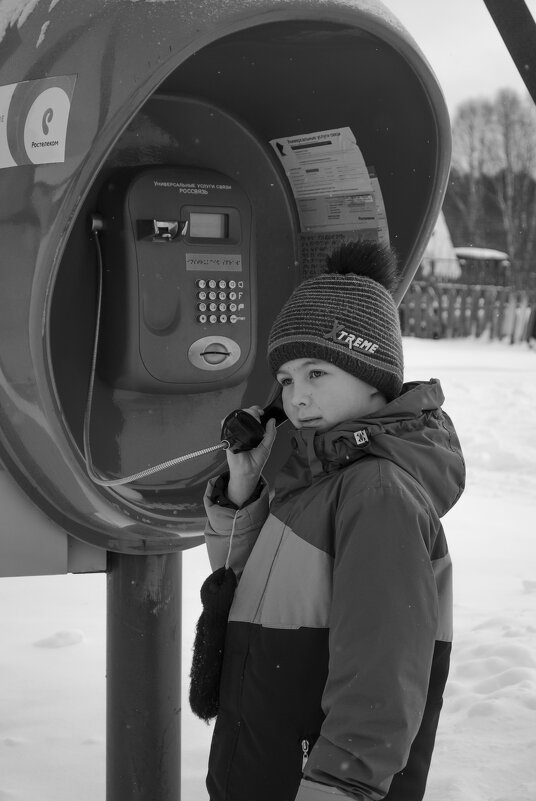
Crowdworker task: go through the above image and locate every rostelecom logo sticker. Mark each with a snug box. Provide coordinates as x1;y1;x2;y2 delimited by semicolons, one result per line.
0;75;76;168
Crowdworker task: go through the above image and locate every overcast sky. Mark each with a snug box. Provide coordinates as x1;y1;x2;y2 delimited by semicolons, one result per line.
391;0;536;114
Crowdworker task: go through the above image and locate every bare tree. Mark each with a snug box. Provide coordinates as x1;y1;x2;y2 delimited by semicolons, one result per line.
449;89;536;288
450;98;495;244
490;90;536;274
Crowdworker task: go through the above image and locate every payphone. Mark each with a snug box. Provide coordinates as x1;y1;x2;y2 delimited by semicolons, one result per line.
83;165;287;486
97;167;256;393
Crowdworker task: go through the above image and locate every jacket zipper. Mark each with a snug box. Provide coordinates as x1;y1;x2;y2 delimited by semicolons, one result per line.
301;738;310;771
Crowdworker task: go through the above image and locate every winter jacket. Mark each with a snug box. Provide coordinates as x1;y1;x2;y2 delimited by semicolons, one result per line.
203;379;465;801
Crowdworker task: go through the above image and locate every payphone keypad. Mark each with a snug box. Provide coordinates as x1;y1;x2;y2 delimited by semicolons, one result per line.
195;278;246;325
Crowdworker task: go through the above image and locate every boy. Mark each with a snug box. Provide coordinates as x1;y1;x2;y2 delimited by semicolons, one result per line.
202;240;465;801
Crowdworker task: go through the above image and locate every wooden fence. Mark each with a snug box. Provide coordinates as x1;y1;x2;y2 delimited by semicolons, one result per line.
399;282;536;343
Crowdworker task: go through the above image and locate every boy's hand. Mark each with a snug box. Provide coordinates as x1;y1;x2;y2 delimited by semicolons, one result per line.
225;406;277;507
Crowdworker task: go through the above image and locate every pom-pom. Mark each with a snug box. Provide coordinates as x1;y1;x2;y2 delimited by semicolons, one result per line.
325;240;400;293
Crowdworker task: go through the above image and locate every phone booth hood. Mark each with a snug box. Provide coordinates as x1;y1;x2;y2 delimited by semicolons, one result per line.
0;0;451;558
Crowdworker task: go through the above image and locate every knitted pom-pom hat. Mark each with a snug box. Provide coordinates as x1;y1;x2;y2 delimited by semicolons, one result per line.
267;240;404;401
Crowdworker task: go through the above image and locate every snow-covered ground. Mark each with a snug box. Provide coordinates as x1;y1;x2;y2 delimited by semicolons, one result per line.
1;336;535;801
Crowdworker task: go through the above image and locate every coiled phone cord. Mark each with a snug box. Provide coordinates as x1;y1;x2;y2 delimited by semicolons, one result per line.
82;222;229;488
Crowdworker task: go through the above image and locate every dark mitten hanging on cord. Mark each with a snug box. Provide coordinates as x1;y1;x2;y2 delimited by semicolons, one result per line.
189;565;237;722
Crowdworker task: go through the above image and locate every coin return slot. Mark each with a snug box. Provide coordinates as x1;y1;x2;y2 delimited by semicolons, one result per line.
188;336;242;371
201;343;232;365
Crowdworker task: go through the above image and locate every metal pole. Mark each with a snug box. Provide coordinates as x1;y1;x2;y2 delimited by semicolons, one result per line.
106;551;182;801
482;0;536;107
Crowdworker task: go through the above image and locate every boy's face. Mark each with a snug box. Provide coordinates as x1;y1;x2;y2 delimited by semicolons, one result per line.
276;358;386;432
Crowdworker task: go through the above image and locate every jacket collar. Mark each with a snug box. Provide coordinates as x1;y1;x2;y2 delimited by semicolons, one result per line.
275;379;465;517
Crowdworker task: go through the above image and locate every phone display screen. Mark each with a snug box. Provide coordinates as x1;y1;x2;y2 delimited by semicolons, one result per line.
189;212;228;239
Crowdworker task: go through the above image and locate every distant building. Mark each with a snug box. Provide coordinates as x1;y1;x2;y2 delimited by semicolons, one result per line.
420;211;462;280
419;212;511;287
453;247;511;287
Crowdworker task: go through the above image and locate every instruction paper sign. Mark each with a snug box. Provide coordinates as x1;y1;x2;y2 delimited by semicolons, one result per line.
271;127;371;201
270;127;388;238
0;75;76;169
270;127;389;276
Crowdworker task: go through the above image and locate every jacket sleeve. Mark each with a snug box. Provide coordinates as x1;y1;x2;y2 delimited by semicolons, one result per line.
302;479;439;800
295;779;353;800
203;476;270;576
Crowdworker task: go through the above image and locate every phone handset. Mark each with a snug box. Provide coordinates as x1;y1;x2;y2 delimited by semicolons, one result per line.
220;395;286;453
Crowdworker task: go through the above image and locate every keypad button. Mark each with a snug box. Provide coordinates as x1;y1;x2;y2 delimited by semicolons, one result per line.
209;314;218;324
198;302;207;312
218;303;227;312
208;279;217;289
228;280;237;289
218;291;227;301
229;303;238;312
196;279;207;289
219;314;228;323
197;314;207;324
197;291;207;301
218;280;227;289
208;291;217;300
209;303;218;312
230;315;238;324
228;291;237;301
